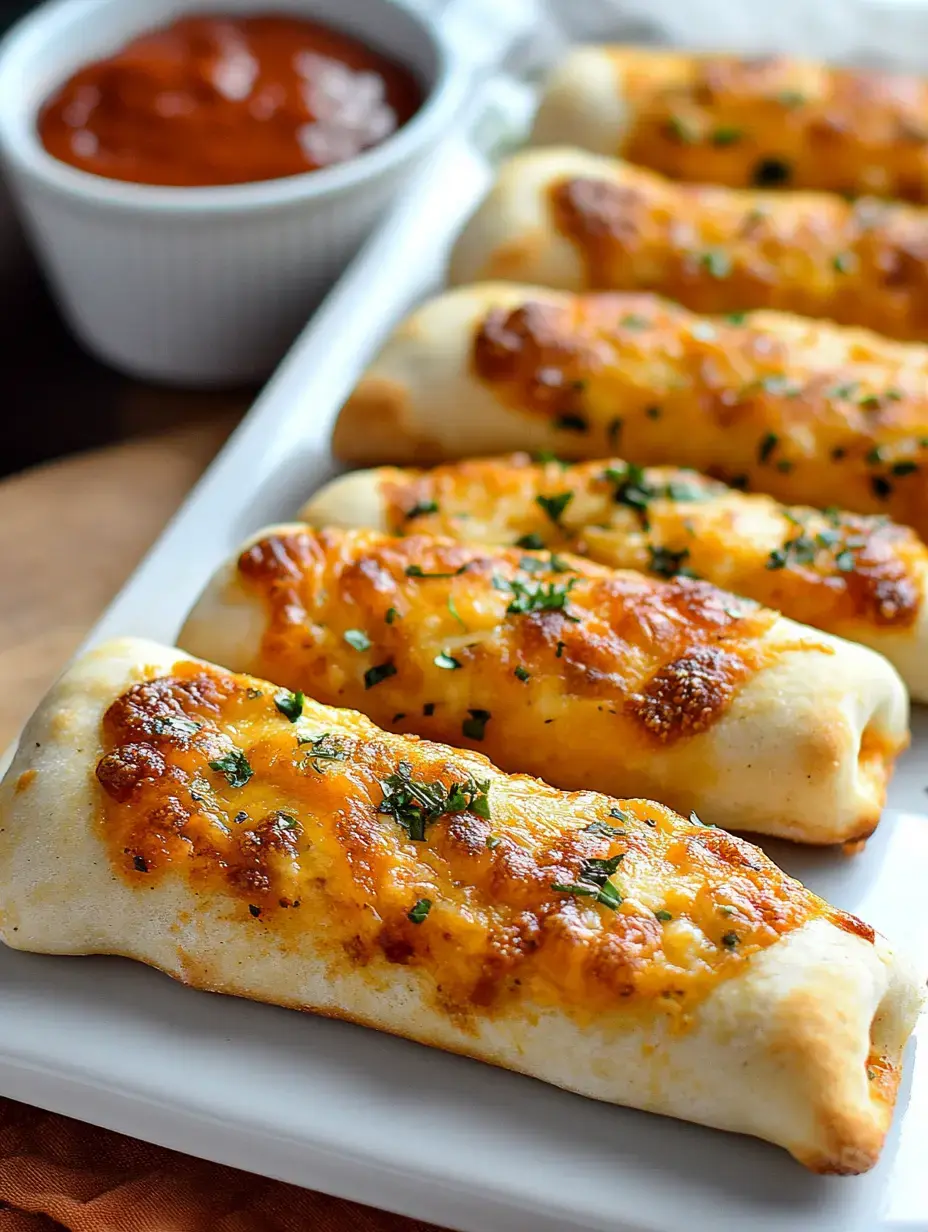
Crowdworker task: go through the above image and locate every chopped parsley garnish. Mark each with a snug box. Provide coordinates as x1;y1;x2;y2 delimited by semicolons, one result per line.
655;909;673;922
555;640;566;658
555;413;588;432
248;904;262;919
503;576;579;619
892;460;919;477
407;898;432;924
711;125;743;146
423;702;436;716
872;475;893;499
766;534;818;570
699;249;732;279
404;500;438;519
434;652;462;670
834;549;856;572
621;313;650;329
151;715;201;737
604;462;652;513
583;819;626;837
462;708;492;740
385;607;400;624
829;382;859;400
245;687;263;699
535;491;574;525
666;114;700;144
725;311;747;324
208;748;254;789
274;689;304;722
607;417;623;445
406;564;467;580
647;545;695;579
514;665;531;682
858;394;881;411
832;251;855;274
777;89;806;107
515;532;546;550
533;450;567;465
609;807;631;822
378;761;491;841
343;629;371;652
486;835;501;850
645;404;662;419
752;157;791;186
721;931;740;948
758;432;779;464
275;812;299;830
447;593;466;629
552;854;624;911
301;733;348;773
364;661;397;689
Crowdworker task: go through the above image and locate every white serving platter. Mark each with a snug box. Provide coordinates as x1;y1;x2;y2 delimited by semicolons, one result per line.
1;88;927;1232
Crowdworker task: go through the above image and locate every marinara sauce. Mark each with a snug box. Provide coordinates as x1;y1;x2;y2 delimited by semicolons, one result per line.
37;14;423;187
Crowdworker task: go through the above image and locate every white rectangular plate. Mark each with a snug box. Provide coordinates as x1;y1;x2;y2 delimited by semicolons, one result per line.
1;110;927;1232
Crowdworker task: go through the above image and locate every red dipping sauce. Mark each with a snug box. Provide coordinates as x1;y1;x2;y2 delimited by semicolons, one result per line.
37;13;424;187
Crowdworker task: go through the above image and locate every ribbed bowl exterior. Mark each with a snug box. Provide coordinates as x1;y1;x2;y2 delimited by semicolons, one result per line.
9;155;427;385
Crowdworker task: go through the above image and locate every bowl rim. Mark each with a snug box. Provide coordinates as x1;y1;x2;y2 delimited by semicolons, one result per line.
0;0;466;215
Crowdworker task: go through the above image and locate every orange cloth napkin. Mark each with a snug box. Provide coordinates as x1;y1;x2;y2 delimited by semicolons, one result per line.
0;1099;445;1232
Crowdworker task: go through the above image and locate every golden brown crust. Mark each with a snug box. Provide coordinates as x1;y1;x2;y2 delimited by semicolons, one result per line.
547;166;928;341
609;49;928;202
464;292;928;538
373;454;927;633
94;656;857;1022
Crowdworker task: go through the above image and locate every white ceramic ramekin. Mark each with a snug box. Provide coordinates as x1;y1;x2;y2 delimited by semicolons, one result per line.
0;0;468;384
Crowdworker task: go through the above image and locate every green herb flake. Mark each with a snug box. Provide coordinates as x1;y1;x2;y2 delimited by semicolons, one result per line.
535;491;574;525
379;761;491;841
858;394;882;411
301;733;348;773
654;909;673;922
515;532;546;550
343;628;371;652
647;545;695;579
699;249;732;279
423;702;436;716
462;708;492;740
872;475;893;499
551;854;625;911
666;114;700;144
385;607;400;624
533;449;567;465
725;311;747;324
829;382;859;401
555;413;588;433
892;460;919;477
248;904;262;919
607;417;623;445
364;662;397;689
645;404;662;419
583;819;626;837
434;652;462;671
766;533;818;571
758;432;779;464
555;640;566;658
609;807;631;823
274;689;305;723
486;835;502;850
404;500;439;520
407;898;432;925
721;931;740;948
503;576;579;619
621;313;650;330
777;89;806;108
447;593;467;629
245;687;263;699
514;665;531;682
752;157;791;186
405;564;467;580
151;715;201;738
834;549;856;572
208;748;254;789
832;251;855;274
711;124;744;146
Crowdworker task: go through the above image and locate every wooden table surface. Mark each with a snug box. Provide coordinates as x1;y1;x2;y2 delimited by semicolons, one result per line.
0;415;238;747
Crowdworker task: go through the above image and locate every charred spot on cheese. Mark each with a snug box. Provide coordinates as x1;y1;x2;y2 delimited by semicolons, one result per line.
627;646;755;742
96;743;166;802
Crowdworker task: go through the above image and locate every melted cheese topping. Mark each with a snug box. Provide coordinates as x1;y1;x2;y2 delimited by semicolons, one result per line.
375;455;926;633
609;49;928;202
470;292;928;539
547;162;928;342
233;527;779;773
95;660;867;1024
